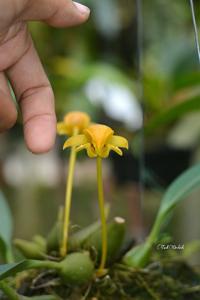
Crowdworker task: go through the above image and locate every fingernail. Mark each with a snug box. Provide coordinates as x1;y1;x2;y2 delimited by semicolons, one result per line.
73;2;90;15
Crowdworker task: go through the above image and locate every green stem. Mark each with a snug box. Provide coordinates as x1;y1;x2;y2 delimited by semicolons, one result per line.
96;157;107;275
29;260;60;271
60;128;78;257
0;280;19;300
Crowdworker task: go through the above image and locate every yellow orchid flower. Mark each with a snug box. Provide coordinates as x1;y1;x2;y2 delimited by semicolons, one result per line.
57;111;90;136
63;124;128;158
63;123;128;276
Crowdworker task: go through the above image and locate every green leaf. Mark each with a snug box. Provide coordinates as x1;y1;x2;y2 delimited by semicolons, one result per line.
158;163;200;219
144;95;200;136
0;260;58;281
0;261;37;280
124;163;200;267
0;253;94;285
0;192;13;262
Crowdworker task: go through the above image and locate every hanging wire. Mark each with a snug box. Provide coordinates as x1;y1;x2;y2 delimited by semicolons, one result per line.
135;0;145;206
189;0;200;64
135;0;143;83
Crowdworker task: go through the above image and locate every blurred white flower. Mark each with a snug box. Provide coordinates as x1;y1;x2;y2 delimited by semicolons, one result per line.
85;78;143;131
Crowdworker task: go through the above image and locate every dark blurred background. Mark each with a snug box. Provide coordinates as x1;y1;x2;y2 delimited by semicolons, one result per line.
0;0;200;260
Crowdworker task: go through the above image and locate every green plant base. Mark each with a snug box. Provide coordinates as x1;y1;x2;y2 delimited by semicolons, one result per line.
14;259;200;300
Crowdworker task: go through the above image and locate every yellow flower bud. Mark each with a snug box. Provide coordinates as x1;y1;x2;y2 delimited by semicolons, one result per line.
57;111;90;136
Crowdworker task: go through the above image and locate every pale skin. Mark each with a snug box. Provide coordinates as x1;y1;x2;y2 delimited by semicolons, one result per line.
0;0;90;153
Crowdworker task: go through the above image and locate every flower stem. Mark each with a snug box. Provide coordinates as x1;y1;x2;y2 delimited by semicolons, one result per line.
60;128;78;257
96;156;107;275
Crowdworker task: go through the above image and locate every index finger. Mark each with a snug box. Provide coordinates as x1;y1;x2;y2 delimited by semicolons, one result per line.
22;0;90;27
7;34;56;154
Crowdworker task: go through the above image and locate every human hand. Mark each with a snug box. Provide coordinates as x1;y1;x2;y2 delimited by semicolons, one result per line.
0;0;90;153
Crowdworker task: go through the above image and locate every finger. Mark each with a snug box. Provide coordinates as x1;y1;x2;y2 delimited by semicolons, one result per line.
0;72;17;132
6;35;56;154
22;0;90;27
